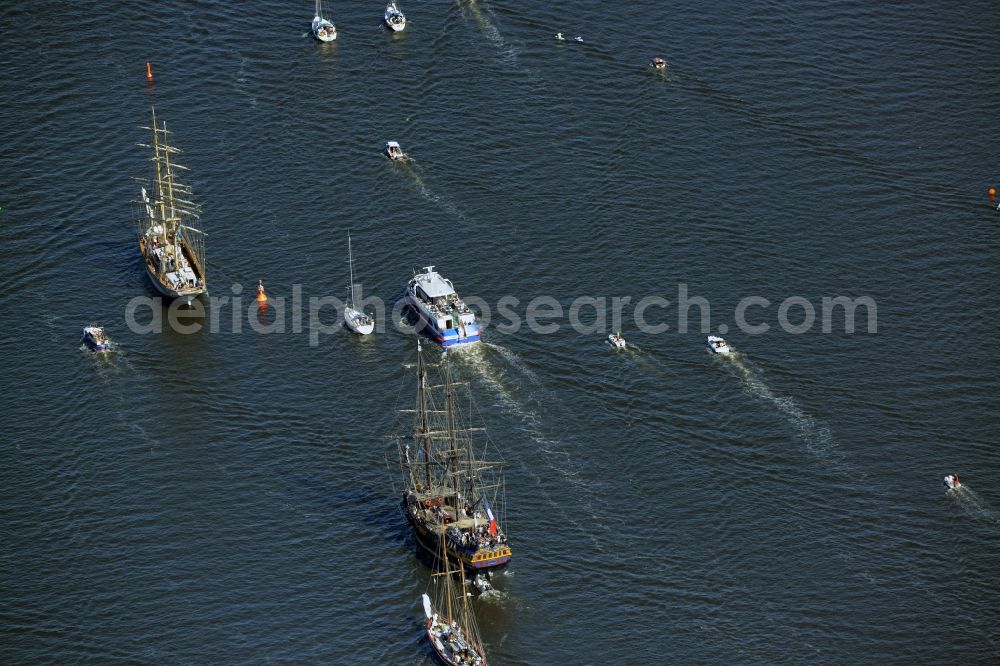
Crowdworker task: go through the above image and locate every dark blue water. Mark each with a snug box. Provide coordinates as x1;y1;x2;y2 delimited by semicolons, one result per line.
2;0;999;662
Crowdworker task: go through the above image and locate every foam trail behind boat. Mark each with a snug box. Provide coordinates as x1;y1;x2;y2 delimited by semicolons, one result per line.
481;342;541;385
475;587;517;609
396;163;468;223
722;352;852;476
948;485;1000;525
447;343;614;548
458;0;521;69
615;342;665;373
233;56;258;110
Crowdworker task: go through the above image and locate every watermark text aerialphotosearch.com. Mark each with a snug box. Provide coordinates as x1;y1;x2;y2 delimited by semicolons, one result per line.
125;283;877;346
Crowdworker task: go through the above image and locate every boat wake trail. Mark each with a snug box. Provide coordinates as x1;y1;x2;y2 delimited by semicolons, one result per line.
948;486;1000;525
723;353;851;475
234;56;258;110
458;0;521;69
473;586;519;610
397;164;468;223
479;342;541;385
447;344;534;424
448;343;614;548
613;342;665;373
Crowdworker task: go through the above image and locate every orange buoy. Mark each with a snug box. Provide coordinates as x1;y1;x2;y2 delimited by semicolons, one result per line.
146;62;153;82
989;186;997;201
256;279;268;306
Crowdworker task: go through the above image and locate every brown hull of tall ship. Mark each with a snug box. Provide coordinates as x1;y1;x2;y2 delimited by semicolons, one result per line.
139;237;206;303
405;503;512;572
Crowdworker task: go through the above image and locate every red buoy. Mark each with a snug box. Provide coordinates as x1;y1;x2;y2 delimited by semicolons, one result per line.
146;62;153;82
989;186;997;201
256;279;268;307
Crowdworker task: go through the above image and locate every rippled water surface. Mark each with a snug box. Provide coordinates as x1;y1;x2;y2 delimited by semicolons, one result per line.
2;0;999;662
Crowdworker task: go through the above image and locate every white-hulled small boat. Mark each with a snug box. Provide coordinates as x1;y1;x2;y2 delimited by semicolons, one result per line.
651;57;667;70
345;232;374;335
82;325;110;351
311;0;337;41
384;2;406;31
944;474;962;490
608;332;626;349
707;335;731;354
385;140;406;161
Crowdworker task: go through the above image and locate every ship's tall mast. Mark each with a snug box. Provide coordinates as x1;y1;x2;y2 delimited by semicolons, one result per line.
161;121;178;237
415;342;432;490
444;360;462;503
465;395;477;502
149;108;168;258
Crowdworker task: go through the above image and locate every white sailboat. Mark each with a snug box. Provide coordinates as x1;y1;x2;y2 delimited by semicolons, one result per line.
345;233;374;335
384;2;406;32
311;0;337;42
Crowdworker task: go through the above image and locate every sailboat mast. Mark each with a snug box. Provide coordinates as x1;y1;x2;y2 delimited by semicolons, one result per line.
347;231;355;309
458;548;471;624
442;538;454;622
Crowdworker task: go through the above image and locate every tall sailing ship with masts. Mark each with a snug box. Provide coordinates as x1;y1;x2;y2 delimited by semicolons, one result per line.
133;108;207;303
392;342;512;576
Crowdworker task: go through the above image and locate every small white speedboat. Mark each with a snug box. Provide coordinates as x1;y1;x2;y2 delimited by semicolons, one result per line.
82;325;110;351
707;335;731;354
943;474;962;490
608;332;626;350
311;0;337;42
384;2;406;32
385;140;406;161
651;57;667;70
555;32;565;41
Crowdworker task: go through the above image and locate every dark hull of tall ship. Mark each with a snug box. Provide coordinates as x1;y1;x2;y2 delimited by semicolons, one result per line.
139;237;206;303
142;261;205;303
404;501;512;572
